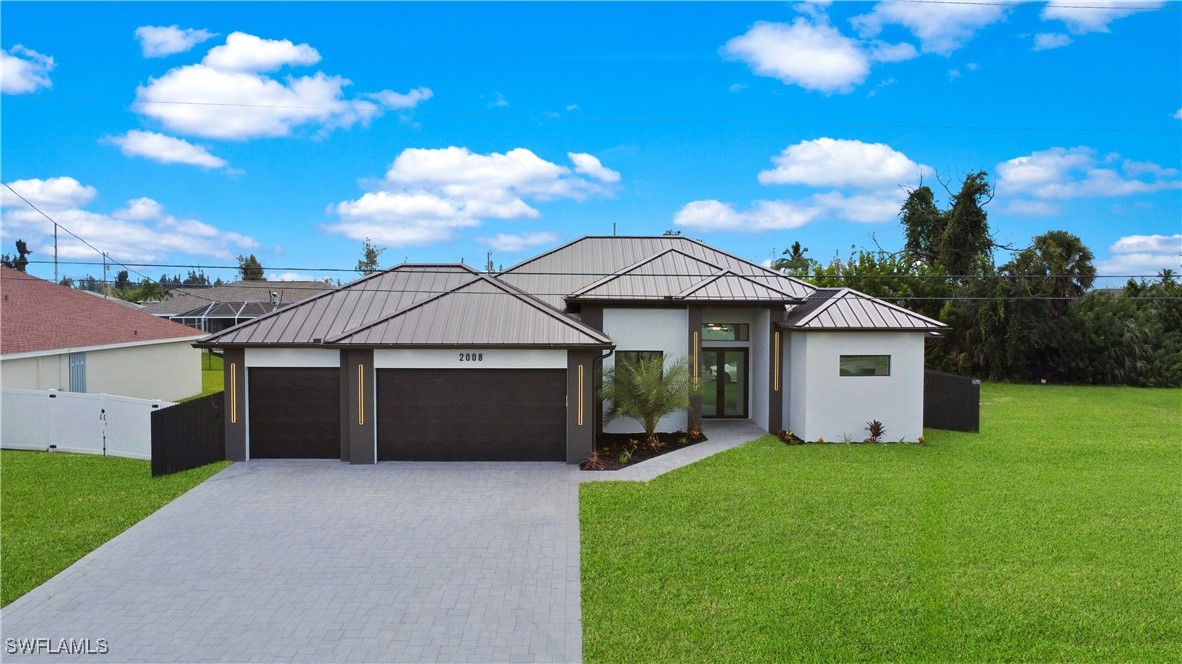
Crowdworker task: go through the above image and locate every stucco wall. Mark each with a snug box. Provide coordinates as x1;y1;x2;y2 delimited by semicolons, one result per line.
2;340;201;401
602;307;689;433
85;341;202;401
785;331;925;442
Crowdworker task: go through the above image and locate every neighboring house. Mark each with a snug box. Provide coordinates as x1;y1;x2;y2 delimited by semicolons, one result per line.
1;267;205;401
142;280;336;333
197;236;947;464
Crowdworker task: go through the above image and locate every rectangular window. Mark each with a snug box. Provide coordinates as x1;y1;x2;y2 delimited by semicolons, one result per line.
702;323;749;342
840;355;891;377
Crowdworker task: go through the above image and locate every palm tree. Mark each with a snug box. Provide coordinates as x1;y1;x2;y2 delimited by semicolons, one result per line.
601;355;699;442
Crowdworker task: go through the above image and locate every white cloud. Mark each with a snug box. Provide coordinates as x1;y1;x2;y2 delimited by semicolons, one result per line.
866;77;897;98
1096;234;1181;277
365;86;433;109
674;189;905;232
1;45;55;95
201;32;320;72
566;103;580;111
758;138;931;189
998;146;1181;199
102;130;229;169
722;19;870;93
0;183;258;261
1174;108;1182;120
135;25;217;58
1042;0;1164;34
267;271;319;282
486;92;509;108
326;148;619;247
1033;33;1073;51
948;68;961;81
0;176;96;210
568;152;621;183
134;32;431;140
114;197;166;221
476;232;560;253
868;41;919;63
674;199;822;232
851;1;1007;55
728;83;748;93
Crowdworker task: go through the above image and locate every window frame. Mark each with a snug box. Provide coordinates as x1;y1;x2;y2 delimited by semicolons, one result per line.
702;323;750;342
839;354;891;377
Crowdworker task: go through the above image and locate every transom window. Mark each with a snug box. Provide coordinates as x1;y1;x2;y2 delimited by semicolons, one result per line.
840;355;891;377
702;323;749;342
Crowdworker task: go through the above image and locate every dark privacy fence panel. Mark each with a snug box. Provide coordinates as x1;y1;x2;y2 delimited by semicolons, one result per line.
151;393;225;476
923;370;980;433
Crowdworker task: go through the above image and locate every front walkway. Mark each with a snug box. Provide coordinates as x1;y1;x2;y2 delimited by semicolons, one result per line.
581;419;768;482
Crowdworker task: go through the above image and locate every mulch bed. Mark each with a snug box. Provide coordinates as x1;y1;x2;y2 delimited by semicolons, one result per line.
581;431;708;471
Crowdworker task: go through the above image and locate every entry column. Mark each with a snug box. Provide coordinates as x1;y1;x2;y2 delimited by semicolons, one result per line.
342;349;376;464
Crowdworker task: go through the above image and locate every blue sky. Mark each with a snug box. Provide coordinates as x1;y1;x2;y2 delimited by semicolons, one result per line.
2;1;1179;286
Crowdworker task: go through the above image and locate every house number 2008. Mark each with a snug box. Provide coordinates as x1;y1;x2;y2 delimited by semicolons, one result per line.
459;353;483;362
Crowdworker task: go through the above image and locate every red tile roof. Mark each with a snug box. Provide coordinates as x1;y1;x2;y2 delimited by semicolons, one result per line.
1;267;203;356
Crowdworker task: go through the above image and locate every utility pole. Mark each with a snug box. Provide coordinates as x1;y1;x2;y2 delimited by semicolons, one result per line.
102;252;108;299
53;223;58;282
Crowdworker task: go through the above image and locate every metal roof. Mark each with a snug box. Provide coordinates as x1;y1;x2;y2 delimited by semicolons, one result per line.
565;249;797;303
175;301;278;319
782;289;949;332
143;280;336;316
198;264;611;348
198;265;480;346
498;236;815;308
328;274;613;347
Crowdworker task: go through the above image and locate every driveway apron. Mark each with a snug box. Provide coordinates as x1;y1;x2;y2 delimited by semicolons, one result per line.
1;461;583;663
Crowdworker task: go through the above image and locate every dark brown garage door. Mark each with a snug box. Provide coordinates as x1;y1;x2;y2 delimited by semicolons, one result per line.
377;369;565;461
249;368;340;459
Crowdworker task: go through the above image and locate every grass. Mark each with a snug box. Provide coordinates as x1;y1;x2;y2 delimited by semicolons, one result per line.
0;451;229;607
581;383;1182;662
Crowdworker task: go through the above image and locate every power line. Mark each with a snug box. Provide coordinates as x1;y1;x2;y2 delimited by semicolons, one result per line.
1;181;221;305
23;259;1173;282
6;273;1176;303
11;95;1178;135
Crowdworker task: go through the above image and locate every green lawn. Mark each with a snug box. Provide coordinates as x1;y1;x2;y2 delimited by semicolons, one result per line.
581;384;1182;662
0;452;229;607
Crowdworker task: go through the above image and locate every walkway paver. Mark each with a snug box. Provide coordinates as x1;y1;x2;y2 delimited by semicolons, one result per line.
581;420;767;482
1;461;582;663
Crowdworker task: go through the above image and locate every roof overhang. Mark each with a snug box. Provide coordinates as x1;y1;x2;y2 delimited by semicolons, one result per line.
5;334;207;361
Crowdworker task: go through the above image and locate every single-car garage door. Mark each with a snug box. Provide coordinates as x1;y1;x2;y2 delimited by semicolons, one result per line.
377;369;565;461
249;368;340;458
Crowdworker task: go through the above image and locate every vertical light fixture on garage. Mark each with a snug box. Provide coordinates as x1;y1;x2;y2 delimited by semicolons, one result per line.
774;331;781;392
230;362;237;424
578;364;584;426
357;363;365;425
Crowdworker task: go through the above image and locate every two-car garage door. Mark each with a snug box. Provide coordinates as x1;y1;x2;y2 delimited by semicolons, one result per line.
247;366;565;461
376;369;565;461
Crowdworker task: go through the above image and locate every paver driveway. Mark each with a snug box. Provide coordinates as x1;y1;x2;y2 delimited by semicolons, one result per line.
1;461;583;663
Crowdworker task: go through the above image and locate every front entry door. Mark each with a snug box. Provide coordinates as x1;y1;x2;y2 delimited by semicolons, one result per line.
700;348;748;418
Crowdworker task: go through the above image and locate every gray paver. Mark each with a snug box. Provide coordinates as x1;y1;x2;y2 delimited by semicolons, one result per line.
0;419;765;663
1;461;583;663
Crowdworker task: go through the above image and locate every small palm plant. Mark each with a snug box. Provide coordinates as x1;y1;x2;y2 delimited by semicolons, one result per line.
601;354;699;444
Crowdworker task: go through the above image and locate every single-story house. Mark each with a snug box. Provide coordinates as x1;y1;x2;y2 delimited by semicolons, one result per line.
143;280;337;333
1;267;205;401
196;236;946;464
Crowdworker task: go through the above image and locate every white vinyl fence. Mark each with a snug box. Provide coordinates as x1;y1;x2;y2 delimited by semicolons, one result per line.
1;389;177;460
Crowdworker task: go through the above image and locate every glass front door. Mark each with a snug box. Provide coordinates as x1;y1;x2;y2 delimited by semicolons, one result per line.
699;348;748;418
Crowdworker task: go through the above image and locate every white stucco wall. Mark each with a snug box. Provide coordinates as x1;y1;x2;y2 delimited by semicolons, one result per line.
375;348;566;369
602;307;689;433
784;331;925;442
1;340;201;402
85;341;202;401
785;332;807;435
245;347;341;367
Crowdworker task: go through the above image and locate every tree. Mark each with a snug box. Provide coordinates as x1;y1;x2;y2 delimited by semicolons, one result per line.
114;269;131;292
59;276;74;288
237;254;264;281
1;239;34;272
772;241;816;276
938;171;995;276
899;185;943;264
600;355;699;442
356;238;385;276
